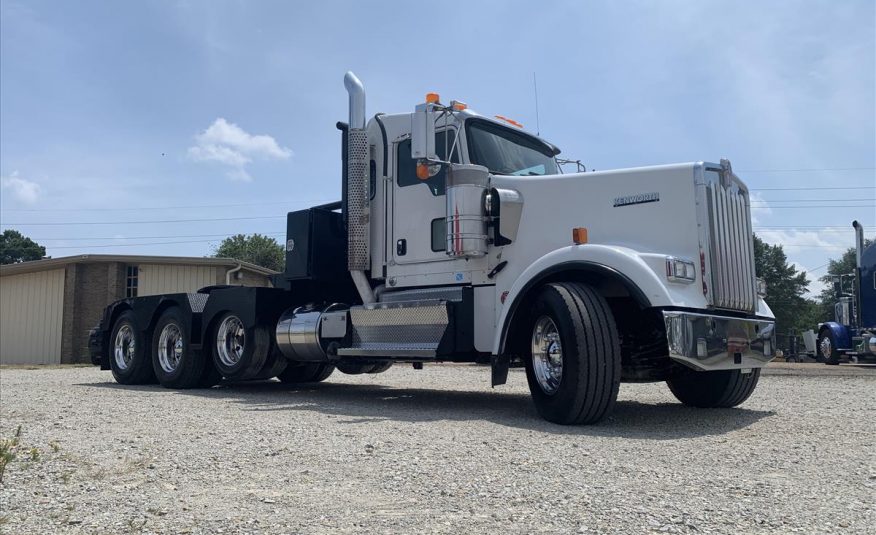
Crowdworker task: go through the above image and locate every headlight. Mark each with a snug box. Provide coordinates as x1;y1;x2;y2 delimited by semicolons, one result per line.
665;257;696;283
756;277;767;297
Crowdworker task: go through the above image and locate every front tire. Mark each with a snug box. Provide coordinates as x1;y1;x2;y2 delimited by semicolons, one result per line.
817;328;840;365
666;367;761;408
151;307;211;389
523;282;621;425
109;311;155;385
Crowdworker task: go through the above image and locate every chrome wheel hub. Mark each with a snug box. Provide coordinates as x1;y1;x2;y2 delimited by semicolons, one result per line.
216;315;246;367
820;336;832;358
531;316;563;395
158;323;184;373
113;325;135;371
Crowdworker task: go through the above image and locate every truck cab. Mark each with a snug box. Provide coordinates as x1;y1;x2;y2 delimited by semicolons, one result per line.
91;72;776;425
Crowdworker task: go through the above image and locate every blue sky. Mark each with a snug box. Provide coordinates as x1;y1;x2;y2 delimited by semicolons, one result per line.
1;0;874;295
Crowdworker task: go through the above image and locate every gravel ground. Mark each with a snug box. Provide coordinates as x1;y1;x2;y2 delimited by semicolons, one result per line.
0;363;874;534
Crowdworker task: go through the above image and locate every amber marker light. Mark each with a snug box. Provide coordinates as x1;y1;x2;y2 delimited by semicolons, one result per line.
572;228;588;244
426;92;440;104
495;115;524;128
451;100;468;111
416;162;431;180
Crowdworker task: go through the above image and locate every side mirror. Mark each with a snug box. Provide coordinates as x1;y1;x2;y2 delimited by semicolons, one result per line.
411;102;437;160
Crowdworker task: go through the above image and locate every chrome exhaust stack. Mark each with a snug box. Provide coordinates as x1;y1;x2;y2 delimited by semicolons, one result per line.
853;220;864;269
343;71;374;304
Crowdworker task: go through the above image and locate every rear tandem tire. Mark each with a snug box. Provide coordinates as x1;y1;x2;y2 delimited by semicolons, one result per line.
336;362;377;375
109;311;155;385
523;282;621;425
277;362;335;384
211;312;271;380
666;367;761;408
366;362;393;374
151;307;212;389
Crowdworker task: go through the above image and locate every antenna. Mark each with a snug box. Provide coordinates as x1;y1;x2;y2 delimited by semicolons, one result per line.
533;72;540;136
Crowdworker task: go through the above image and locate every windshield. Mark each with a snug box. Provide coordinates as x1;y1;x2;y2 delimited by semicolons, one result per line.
466;120;559;176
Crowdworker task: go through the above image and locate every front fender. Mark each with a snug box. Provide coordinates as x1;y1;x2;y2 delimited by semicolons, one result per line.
820;321;852;350
493;244;687;354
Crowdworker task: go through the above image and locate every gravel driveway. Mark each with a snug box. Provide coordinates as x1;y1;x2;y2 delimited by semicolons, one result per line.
1;363;873;534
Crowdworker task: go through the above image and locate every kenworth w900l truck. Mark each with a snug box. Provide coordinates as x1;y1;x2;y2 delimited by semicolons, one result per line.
89;72;775;424
816;221;876;364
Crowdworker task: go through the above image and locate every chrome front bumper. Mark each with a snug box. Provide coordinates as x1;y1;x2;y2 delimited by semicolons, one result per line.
663;311;775;371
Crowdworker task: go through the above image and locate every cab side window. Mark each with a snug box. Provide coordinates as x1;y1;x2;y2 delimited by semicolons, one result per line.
397;130;460;196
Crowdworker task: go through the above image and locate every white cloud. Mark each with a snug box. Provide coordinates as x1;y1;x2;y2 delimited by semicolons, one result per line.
757;229;849;254
0;171;42;204
188;118;292;181
790;260;829;298
749;192;772;225
757;229;852;298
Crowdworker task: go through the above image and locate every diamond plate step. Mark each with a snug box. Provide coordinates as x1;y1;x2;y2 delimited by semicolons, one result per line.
340;300;450;358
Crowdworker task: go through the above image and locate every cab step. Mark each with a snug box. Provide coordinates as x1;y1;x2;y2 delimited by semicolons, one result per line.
335;300;450;358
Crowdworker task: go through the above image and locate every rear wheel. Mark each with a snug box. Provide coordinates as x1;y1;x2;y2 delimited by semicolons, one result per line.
336;362;377;375
212;313;271;380
366;362;393;374
666;367;761;408
109;311;155;385
249;349;289;381
817;328;840;365
277;362;334;384
151;307;211;389
523;282;621;425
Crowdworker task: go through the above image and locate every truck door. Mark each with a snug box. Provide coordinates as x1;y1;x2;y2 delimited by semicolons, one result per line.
391;129;460;266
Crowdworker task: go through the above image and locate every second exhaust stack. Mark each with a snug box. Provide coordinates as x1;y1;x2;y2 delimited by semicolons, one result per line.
343;71;374;304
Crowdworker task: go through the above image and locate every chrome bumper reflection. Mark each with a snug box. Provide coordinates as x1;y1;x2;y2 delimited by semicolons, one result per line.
663;311;775;371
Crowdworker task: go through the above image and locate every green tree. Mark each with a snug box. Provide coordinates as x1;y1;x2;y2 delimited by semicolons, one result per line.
213;233;284;271
813;239;874;323
0;230;46;264
753;235;812;337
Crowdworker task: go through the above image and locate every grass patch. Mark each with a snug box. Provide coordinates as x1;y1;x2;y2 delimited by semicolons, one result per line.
0;425;22;483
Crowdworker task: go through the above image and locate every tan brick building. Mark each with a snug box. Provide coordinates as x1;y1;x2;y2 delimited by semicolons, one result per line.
0;255;276;365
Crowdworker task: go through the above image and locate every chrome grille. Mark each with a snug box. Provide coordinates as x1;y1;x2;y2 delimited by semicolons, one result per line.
705;175;756;312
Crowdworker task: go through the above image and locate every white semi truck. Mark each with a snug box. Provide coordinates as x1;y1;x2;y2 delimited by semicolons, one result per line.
89;72;775;424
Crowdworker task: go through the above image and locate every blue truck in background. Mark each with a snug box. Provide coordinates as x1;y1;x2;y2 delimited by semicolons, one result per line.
817;221;876;364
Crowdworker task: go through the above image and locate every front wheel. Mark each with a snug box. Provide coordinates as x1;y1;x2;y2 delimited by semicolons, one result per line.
523;282;621;425
666;367;761;408
817;328;840;365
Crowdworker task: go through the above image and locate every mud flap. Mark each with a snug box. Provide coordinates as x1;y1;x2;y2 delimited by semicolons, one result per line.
491;354;509;387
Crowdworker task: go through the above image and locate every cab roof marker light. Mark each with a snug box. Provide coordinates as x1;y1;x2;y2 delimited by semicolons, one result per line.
494;115;523;128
